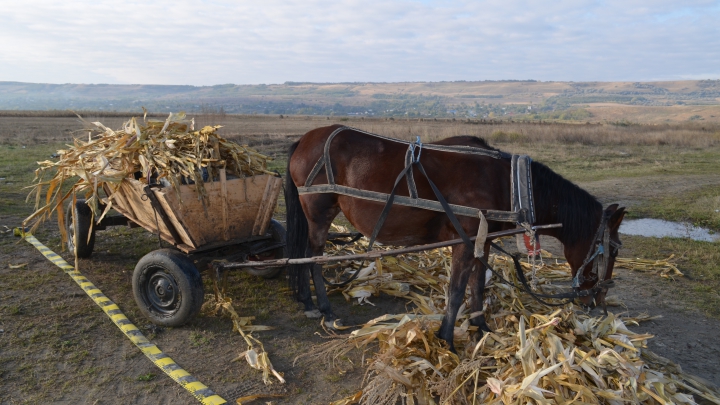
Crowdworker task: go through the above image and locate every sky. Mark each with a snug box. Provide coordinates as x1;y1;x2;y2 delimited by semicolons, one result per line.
2;0;719;86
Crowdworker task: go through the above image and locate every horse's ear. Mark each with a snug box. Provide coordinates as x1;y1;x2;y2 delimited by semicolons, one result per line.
609;206;626;230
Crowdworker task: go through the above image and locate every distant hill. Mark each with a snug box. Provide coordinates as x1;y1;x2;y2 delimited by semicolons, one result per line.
2;80;719;122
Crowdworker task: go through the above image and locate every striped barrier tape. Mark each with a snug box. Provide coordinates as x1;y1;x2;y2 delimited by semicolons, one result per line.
21;232;227;405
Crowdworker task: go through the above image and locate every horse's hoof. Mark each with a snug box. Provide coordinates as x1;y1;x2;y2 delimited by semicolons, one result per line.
304;309;322;319
326;319;343;329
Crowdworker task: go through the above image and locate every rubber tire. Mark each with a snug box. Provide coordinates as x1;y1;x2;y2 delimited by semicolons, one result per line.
132;249;204;327
245;219;287;279
66;199;96;258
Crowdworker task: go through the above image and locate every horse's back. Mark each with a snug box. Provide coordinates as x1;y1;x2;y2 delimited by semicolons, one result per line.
291;126;508;196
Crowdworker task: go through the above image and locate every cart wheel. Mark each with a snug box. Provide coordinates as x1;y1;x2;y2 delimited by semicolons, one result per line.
66;199;96;258
133;249;204;327
245;219;287;279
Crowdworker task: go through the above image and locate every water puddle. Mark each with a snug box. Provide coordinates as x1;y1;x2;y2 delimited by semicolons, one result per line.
620;218;719;242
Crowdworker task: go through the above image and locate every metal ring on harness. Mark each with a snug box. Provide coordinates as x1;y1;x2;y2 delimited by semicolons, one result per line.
408;136;422;163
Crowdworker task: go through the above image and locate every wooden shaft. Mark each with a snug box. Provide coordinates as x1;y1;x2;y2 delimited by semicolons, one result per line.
221;223;562;269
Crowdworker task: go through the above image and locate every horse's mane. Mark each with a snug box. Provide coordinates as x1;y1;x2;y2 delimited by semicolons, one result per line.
434;135;601;243
531;160;601;244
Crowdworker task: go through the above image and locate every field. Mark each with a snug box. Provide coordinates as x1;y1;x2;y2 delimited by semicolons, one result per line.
4;79;720;121
1;113;720;404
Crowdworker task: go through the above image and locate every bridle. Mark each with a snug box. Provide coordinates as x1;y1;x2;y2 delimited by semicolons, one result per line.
570;209;622;312
484;206;621;313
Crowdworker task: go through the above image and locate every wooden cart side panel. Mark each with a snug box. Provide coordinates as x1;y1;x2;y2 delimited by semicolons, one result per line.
108;183;138;222
152;189;198;248
111;179;180;246
252;176;283;236
121;180;166;235
157;174;275;246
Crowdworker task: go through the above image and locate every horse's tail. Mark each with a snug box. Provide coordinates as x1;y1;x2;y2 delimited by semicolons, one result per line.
285;141;309;301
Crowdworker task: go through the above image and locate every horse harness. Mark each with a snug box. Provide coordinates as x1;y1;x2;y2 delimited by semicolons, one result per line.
298;126;616;307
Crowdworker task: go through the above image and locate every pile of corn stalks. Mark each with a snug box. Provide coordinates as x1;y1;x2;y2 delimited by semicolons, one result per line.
306;227;720;405
23;111;272;235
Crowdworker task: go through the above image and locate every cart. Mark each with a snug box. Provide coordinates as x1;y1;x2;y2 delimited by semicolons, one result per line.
65;172;285;327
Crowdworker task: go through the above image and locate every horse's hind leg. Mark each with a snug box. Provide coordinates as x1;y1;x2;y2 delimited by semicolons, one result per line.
468;242;493;335
301;195;340;323
437;243;476;353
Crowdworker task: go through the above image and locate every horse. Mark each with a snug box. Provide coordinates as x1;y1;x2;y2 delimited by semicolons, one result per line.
285;125;625;352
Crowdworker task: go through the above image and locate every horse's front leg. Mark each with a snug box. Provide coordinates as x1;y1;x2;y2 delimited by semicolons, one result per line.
468;242;493;336
437;243;475;353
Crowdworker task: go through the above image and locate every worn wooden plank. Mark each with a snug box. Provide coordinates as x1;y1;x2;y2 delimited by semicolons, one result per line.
252;176;282;236
220;168;229;241
109;182;138;224
109;184;177;246
118;180;184;245
158;174;272;246
153;188;197;248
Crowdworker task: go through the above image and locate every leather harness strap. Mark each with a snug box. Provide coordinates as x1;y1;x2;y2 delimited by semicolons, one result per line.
298;184;521;222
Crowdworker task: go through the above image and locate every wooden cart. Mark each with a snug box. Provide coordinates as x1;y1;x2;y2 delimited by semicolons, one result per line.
65;173;285;327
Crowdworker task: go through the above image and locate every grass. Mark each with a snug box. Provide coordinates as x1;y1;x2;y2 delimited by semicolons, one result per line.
630;184;720;231
189;330;214;347
0;142;67;217
137;373;157;382
515;143;720;182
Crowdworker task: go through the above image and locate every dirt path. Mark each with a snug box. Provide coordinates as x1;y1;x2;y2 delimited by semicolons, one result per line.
612;269;720;386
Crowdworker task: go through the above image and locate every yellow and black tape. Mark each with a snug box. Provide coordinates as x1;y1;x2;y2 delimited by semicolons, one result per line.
22;233;227;405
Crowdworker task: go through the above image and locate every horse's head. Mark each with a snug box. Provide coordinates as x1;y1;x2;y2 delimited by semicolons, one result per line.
574;204;626;309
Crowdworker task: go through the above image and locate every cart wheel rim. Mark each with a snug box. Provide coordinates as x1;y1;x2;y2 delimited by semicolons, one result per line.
146;271;181;314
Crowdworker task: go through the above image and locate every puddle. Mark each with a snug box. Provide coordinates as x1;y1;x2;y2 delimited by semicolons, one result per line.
620;218;719;242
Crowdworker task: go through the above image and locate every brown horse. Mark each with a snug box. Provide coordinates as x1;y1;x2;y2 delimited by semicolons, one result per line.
285;125;625;351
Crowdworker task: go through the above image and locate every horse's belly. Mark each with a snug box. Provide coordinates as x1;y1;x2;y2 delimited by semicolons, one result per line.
338;196;453;246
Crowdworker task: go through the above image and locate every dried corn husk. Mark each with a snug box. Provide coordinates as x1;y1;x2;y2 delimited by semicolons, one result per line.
202;272;284;385
23;112;272;239
615;255;684;278
303;225;720;405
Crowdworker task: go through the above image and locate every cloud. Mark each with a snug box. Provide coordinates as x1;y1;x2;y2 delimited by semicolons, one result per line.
1;0;718;85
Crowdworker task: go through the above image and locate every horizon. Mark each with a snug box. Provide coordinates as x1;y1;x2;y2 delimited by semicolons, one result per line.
2;78;718;88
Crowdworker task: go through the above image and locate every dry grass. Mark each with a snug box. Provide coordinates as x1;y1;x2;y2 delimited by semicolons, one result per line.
348;119;720;148
3;113;719;149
